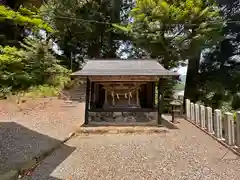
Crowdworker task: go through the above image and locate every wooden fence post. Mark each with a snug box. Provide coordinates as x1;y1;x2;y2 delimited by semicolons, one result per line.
236;112;240;147
200;105;206;129
185;99;190;120
224;112;235;146
214;109;222;139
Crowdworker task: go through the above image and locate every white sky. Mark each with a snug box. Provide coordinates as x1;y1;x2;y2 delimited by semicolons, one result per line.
177;66;187;75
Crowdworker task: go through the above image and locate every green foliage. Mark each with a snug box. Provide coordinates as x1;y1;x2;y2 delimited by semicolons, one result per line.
115;0;223;69
233;112;237;121
0;5;53;47
175;82;185;91
41;0;123;69
196;0;240;107
0;45;28;92
0;37;70;97
0;5;53;32
220;101;233;115
0;4;72;99
220;102;237;122
25;85;61;97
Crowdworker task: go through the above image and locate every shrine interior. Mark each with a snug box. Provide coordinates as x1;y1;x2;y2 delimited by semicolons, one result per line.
90;82;156;111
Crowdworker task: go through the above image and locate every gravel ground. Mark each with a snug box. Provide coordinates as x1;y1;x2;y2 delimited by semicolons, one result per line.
0;98;84;175
25;118;240;180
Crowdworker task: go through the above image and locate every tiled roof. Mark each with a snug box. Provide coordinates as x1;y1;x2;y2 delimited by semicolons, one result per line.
71;59;179;76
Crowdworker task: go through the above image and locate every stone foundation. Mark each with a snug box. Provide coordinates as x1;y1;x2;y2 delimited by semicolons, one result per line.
89;112;157;123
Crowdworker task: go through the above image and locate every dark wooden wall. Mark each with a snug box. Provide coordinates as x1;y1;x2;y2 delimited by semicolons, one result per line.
139;82;155;108
96;84;105;108
90;83;104;108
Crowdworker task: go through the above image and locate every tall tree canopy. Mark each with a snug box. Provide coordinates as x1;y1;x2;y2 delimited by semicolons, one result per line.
42;0;125;70
0;4;69;97
0;2;51;46
114;0;223;69
196;0;240;109
113;0;223;105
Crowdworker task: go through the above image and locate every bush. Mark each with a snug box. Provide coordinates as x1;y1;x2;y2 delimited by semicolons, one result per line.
233;112;236;121
25;85;61;98
220;101;233;120
47;75;71;89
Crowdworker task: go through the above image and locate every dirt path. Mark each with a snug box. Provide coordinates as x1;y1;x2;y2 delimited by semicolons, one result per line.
26;118;240;180
0;98;84;175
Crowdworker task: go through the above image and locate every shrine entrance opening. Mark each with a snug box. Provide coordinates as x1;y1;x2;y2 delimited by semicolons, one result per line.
99;82;142;108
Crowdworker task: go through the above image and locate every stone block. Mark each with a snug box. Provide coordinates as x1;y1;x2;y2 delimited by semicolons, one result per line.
236;112;240;147
185;99;190;120
190;102;195;122
200;105;206;129
224;112;235;146
206;107;213;134
214;109;222;139
194;104;200;124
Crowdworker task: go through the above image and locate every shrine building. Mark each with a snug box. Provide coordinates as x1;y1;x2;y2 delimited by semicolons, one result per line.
71;59;179;125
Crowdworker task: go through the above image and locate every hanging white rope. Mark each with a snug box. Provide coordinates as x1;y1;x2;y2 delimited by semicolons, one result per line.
103;86;141;97
129;92;132;98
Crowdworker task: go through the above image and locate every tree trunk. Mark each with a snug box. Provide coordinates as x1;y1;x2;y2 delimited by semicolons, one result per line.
184;52;201;102
105;0;122;58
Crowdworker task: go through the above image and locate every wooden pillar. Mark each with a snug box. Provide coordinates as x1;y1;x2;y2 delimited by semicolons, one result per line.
112;84;115;106
90;82;94;109
84;78;90;125
136;88;139;106
157;78;163;124
104;89;108;105
93;83;96;104
128;85;131;106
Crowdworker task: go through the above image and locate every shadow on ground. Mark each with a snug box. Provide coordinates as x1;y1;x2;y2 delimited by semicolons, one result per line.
0;122;76;180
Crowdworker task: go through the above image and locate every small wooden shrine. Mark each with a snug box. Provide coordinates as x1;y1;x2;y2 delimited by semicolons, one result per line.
71;59;179;125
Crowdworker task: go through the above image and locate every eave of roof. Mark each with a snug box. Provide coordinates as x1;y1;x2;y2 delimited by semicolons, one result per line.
71;59;179;76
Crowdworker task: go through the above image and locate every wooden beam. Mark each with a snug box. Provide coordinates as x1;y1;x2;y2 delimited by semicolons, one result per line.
84;78;90;125
95;82;147;86
89;108;157;112
157;78;162;125
89;76;158;82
